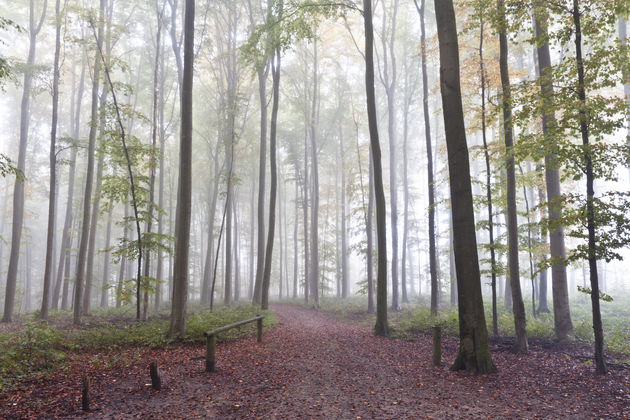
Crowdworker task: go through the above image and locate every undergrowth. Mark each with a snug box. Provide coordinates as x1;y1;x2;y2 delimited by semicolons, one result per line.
296;294;630;357
0;304;275;393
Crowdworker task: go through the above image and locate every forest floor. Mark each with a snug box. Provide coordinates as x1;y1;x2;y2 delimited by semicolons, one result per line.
2;303;630;419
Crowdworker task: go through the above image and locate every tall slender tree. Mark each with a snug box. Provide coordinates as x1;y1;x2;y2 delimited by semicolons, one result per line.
73;0;104;324
40;0;62;319
363;0;388;336
413;0;438;315
2;0;47;323
497;0;528;353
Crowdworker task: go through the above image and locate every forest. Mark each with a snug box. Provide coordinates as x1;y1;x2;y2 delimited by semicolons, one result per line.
0;0;629;417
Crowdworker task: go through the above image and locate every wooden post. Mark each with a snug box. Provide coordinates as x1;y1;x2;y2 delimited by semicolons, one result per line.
257;317;263;343
206;333;216;372
432;326;442;366
150;362;162;390
81;376;90;412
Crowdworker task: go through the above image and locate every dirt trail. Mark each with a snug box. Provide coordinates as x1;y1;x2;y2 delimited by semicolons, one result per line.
4;304;630;419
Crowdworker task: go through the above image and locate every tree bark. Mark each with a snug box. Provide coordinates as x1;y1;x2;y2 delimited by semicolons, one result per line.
533;3;574;341
340;127;348;299
380;0;399;311
261;45;281;310
100;205;113;307
433;0;496;373
2;0;47;323
41;0;62;319
309;39;320;309
364;0;388;336
169;0;194;338
414;0;437;315
478;13;498;336
72;0;104;324
572;0;606;374
498;0;528;353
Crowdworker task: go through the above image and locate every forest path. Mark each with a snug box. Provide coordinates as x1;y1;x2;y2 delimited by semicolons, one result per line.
5;304;630;418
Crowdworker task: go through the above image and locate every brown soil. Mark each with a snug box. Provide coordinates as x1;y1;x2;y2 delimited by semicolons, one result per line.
2;304;629;419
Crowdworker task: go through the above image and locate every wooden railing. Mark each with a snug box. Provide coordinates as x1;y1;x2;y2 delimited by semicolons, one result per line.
204;315;264;372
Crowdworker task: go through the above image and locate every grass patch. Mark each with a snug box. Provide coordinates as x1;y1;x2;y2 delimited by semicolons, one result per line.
295;293;630;357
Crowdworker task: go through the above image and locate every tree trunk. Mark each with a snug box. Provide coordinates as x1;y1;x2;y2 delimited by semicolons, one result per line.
142;5;163;317
261;45;281;310
116;200;129;308
100;205;113;307
367;147;375;314
293;177;298;298
303;124;309;304
433;0;496;373
53;54;85;311
448;211;457;306
533;3;574;341
41;0;62;319
83;125;106;315
155;22;167;310
380;0;399;311
308;39;320;309
233;195;240;302
414;0;437;315
2;0;47;323
478;13;498;336
252;54;269;306
364;0;388;336
73;0;104;324
340;127;349;299
498;0;528;353
169;0;194;338
201;140;220;305
572;0;606;374
249;181;256;300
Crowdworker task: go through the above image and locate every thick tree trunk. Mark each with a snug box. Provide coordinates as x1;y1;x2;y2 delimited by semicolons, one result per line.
364;0;388;336
2;0;47;323
433;0;495;373
498;0;528;353
572;0;606;375
533;4;574;341
448;211;457;306
169;0;194;338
